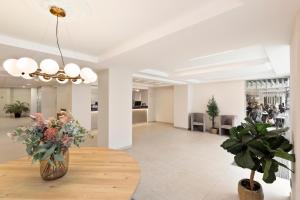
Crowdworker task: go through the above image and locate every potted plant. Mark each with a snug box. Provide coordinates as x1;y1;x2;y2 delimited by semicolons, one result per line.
206;96;219;134
221;117;295;200
7;112;89;181
4;100;30;118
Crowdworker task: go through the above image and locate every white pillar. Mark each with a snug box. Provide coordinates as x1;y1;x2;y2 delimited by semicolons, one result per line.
30;88;38;115
173;85;191;129
98;67;132;149
71;84;91;131
40;86;57;119
291;11;300;200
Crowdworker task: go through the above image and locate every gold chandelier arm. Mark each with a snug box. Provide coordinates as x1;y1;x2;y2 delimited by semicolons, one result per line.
30;69;83;80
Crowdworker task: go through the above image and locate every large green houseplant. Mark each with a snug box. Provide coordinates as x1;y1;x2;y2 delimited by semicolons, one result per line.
206;96;219;134
221;117;295;200
4;101;30;118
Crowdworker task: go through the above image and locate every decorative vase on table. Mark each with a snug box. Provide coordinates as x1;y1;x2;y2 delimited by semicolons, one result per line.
40;149;69;181
7;111;89;181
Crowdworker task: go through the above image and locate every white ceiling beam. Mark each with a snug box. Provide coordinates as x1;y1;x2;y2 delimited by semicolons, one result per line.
98;0;243;62
0;34;99;63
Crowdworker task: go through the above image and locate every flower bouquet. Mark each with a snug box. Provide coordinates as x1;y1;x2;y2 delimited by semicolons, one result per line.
7;112;88;181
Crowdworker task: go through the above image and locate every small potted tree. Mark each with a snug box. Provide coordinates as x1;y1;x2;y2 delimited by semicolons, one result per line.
4;101;30;118
206;96;219;134
221;117;295;200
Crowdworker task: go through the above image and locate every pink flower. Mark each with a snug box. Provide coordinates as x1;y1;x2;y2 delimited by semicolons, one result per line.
44;127;57;140
31;113;46;128
58;112;72;124
62;135;73;147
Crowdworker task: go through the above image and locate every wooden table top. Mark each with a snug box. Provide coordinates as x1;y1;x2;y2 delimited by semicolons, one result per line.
0;147;140;200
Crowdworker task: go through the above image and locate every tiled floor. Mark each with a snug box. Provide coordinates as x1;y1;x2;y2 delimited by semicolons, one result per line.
0;119;290;200
127;123;291;200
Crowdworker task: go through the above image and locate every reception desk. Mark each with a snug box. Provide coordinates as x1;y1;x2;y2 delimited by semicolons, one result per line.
132;108;148;124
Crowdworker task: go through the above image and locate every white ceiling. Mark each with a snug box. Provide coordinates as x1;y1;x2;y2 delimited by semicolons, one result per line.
0;0;299;87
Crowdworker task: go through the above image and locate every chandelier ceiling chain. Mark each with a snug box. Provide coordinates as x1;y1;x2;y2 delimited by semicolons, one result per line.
55;15;65;67
2;6;97;85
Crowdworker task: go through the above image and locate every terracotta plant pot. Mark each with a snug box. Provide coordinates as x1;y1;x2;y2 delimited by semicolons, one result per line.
238;179;264;200
210;128;218;134
14;113;21;118
40;150;69;181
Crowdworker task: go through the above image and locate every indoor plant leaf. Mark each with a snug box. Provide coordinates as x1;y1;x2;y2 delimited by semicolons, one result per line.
234;149;255;169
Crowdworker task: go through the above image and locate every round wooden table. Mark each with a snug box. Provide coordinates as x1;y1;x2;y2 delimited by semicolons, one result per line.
0;147;140;200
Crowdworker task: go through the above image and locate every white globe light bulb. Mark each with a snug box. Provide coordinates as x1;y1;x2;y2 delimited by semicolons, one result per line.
21;73;33;80
56;78;69;84
89;71;98;83
17;57;38;74
39;76;52;82
40;59;59;75
83;79;91;84
80;67;91;79
72;79;82;85
64;63;80;78
3;59;22;77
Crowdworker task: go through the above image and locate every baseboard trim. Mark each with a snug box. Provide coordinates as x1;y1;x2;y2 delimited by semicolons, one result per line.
174;126;188;130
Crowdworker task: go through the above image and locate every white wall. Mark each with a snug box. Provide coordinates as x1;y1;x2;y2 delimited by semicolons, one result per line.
12;88;31;104
98;67;133;149
98;69;109;147
190;81;246;128
147;88;155;122
173;85;191;129
0;88;11;117
291;11;300;200
153;86;174;124
56;83;72;112
72;84;91;131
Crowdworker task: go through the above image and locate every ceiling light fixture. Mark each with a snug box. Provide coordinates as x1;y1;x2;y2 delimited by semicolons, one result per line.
2;6;97;84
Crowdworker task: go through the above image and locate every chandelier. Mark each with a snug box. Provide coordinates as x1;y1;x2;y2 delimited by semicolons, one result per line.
2;6;97;85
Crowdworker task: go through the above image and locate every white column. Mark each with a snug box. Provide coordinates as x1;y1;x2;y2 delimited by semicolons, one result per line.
173;85;191;129
30;88;38;114
71;84;91;131
147;88;156;122
98;67;132;149
40;86;57;119
291;11;300;200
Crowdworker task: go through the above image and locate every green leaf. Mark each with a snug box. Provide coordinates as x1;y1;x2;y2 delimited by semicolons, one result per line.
41;145;56;160
266;128;289;138
33;148;47;155
248;140;271;157
279;140;293;152
54;154;64;162
263;159;278;183
245;117;255;126
221;139;239;149
274;149;295;162
277;162;294;173
256;123;271;135
234;149;255;169
229;127;239;139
